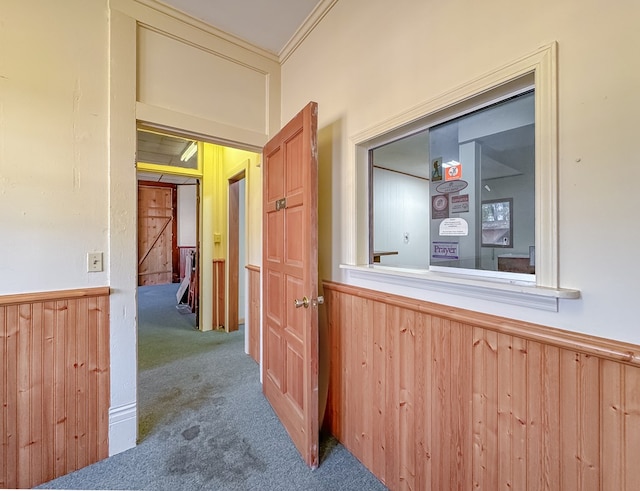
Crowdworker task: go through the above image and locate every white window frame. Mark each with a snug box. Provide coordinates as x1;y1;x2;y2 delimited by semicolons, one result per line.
343;42;579;311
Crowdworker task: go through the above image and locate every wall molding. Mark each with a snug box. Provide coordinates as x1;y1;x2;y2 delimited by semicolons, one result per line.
323;280;640;366
0;286;110;306
108;402;138;457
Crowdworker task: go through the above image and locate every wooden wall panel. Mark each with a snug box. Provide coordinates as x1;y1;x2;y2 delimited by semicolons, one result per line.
138;183;175;286
246;265;260;363
323;281;640;491
212;259;225;330
0;287;109;489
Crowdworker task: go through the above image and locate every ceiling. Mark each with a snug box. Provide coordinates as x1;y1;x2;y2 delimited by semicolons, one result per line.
158;0;325;54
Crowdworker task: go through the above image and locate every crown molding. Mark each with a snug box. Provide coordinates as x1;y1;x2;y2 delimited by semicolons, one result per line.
279;0;338;63
119;0;280;62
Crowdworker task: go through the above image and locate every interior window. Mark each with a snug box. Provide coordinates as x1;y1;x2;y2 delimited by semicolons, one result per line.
370;90;535;278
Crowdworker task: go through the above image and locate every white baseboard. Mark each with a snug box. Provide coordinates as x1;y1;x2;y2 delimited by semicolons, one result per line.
108;401;137;456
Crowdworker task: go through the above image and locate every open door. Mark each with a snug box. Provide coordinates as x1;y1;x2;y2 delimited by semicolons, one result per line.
262;102;320;468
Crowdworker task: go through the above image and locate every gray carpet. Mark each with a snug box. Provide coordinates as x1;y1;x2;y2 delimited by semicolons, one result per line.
37;283;387;491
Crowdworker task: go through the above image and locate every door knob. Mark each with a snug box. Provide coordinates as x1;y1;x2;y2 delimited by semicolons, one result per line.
294;296;309;308
294;296;324;308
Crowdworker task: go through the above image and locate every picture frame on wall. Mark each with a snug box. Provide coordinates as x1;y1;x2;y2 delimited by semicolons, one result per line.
481;198;513;247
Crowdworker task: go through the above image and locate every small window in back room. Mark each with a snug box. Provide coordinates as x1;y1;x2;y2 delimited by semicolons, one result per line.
370;89;535;279
137;129;199;170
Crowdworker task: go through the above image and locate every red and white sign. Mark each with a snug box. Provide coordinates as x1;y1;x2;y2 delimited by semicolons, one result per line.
443;161;462;181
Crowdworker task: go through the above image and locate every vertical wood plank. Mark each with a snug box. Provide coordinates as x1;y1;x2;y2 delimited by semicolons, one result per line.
414;313;432;491
86;297;99;466
6;305;19;488
324;289;336;434
511;336;528;490
97;295;110;458
372;301;387;484
543;345;561;489
327;288;343;439
624;364;640;491
452;322;473;490
485;329;499;489
349;296;364;457
560;350;580;491
384;305;400;490
30;303;44;487
360;298;374;469
472;326;486;489
600;360;622;491
398;309;415;490
42;302;56;483
17;304;31;488
497;333;512;490
579;355;600;491
0;307;7;489
526;340;543;489
53;301;67;478
65;299;78;474
75;298;89;470
431;317;451;489
339;293;351;446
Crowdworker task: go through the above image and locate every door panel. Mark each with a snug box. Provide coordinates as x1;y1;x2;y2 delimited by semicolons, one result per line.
262;102;319;468
138;184;174;286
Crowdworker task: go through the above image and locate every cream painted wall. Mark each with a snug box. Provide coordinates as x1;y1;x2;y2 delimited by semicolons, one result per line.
281;0;640;344
0;0;109;294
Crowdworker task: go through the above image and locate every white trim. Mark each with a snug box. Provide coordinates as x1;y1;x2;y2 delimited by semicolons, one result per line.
341;264;579;312
280;0;339;63
111;0;279;62
108;402;137;456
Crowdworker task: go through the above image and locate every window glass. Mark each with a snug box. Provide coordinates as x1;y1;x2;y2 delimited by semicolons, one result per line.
137;129;199;170
370;90;535;277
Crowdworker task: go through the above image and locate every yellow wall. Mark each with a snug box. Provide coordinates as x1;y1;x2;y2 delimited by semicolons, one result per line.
200;143;259;331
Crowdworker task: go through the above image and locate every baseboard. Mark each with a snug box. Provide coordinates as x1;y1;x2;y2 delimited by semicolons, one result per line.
108;401;137;456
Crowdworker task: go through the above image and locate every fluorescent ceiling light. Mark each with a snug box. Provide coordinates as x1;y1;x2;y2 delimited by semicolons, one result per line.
180;141;197;162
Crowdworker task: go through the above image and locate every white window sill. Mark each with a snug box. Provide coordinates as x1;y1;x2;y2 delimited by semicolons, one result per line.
339;264;580;312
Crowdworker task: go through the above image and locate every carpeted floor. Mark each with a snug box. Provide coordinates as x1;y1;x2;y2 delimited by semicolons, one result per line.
37;283;387;491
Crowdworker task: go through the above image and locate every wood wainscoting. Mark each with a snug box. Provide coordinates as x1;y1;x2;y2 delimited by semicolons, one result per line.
212;259;225;330
0;287;110;489
323;281;640;491
246;265;260;363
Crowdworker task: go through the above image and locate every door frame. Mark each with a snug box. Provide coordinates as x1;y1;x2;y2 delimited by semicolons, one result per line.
227;170;246;333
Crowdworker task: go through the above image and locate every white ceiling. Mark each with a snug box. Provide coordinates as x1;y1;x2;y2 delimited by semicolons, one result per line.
159;0;325;54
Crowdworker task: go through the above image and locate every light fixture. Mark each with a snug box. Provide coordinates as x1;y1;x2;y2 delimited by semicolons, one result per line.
180;141;197;162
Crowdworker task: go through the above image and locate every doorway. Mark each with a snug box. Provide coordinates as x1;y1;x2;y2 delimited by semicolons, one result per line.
227;171;246;333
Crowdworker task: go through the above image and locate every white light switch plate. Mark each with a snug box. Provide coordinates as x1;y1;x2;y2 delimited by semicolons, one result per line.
87;252;103;272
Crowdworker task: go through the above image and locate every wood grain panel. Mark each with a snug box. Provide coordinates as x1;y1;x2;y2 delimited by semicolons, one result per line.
246;265;260;363
212;259;225;329
323;280;640;491
138;183;175;286
0;288;109;489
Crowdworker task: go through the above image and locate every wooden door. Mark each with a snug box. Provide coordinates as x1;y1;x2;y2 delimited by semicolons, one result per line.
262;102;319;468
138;183;175;286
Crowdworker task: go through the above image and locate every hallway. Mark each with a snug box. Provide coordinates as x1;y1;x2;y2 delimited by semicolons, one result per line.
37;284;387;490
